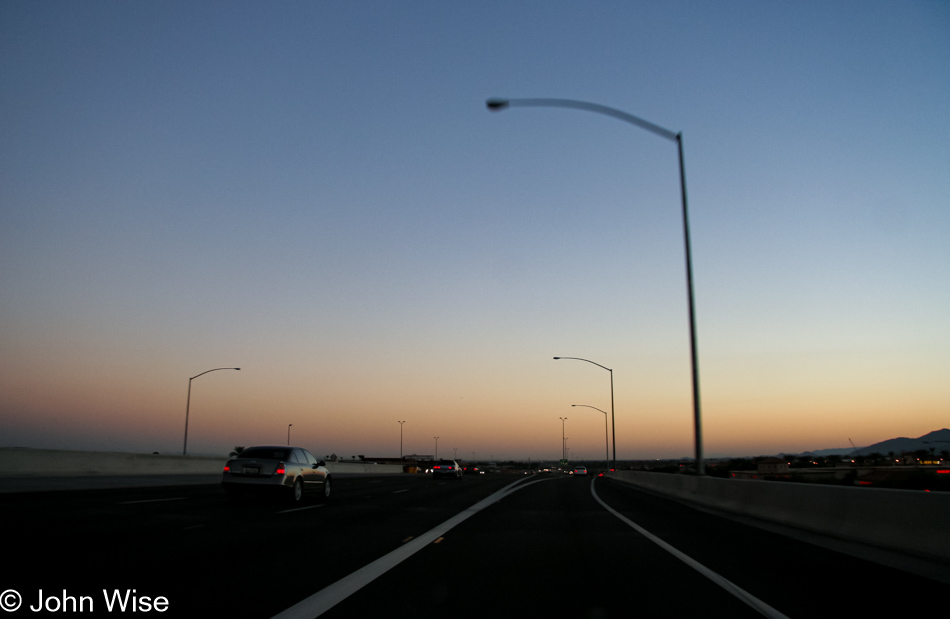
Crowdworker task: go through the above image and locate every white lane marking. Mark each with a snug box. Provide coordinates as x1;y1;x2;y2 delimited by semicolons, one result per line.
119;497;186;505
501;476;555;494
392;489;409;494
590;480;790;619
278;504;326;514
270;477;544;619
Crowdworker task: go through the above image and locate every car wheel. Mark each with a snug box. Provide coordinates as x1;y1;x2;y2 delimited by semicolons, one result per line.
289;478;304;504
320;476;331;502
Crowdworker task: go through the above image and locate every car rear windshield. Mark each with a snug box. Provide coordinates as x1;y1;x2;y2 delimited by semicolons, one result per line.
238;448;291;460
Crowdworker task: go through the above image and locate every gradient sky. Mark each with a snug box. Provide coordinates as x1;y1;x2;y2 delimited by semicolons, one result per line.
2;1;947;461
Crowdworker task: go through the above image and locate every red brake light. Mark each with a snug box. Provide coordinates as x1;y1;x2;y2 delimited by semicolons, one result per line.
433;465;441;469
276;463;286;475
223;465;230;472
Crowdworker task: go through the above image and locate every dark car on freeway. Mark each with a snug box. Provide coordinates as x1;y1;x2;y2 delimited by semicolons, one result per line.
432;459;463;480
222;446;331;504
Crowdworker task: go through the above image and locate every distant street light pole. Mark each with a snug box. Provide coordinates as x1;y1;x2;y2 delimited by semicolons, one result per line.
559;417;568;461
573;405;610;473
182;367;240;456
555;357;616;471
287;424;292;445
491;97;704;475
398;421;406;459
434;436;439;459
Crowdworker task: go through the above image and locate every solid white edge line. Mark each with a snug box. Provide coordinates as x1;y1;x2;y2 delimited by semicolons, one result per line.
270;476;544;619
590;479;791;619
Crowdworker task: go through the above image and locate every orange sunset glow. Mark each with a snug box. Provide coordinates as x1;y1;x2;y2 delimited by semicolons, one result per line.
2;2;947;462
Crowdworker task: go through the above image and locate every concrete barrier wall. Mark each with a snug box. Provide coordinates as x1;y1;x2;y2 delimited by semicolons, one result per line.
0;448;403;477
323;462;405;475
611;470;950;563
0;448;226;476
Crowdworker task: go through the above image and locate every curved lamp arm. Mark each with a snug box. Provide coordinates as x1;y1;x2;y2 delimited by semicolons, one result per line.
487;98;678;142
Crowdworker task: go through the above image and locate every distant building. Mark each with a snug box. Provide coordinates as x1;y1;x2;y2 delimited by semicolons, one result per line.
756;457;789;475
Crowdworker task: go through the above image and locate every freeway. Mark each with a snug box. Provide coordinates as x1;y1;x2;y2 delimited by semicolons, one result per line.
3;473;945;617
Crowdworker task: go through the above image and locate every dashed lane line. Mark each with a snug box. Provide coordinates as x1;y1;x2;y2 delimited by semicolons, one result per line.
118;497;186;505
278;504;327;514
271;475;551;619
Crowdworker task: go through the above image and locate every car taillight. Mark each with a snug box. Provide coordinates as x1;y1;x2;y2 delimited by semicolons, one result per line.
223;464;230;472
433;465;441;469
276;463;286;475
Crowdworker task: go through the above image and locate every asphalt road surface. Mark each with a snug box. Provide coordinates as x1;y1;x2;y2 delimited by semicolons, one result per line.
3;473;945;618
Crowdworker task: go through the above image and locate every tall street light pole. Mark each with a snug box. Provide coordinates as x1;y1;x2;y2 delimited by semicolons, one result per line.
183;367;240;456
573;404;610;474
398;420;406;459
559;417;568;462
555;357;616;471
492;97;704;475
434;436;439;459
287;424;292;446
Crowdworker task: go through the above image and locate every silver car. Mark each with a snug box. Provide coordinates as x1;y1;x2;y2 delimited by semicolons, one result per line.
432;459;463;480
222;446;331;504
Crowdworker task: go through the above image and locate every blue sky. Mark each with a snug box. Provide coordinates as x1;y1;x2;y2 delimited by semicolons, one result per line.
1;1;947;460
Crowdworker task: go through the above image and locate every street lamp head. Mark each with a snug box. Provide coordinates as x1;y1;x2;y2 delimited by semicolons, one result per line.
486;98;510;111
553;357;561;360
234;368;241;370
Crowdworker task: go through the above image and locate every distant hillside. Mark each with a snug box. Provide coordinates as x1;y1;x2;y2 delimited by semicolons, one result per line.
790;429;950;458
852;428;950;456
